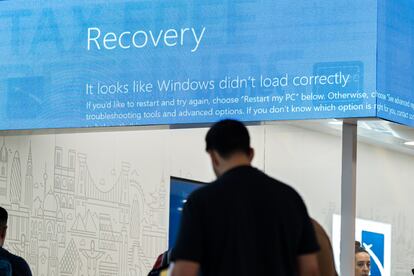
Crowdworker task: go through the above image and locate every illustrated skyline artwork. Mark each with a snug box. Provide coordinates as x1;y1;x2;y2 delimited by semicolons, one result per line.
0;137;167;276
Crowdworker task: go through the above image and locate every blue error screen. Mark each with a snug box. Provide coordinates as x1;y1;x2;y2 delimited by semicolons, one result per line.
0;0;377;130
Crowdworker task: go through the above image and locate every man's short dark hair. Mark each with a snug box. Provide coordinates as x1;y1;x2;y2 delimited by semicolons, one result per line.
0;206;8;228
205;119;251;158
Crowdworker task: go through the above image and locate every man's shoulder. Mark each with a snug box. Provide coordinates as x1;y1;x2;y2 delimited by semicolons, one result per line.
7;251;28;265
241;167;302;196
13;254;29;266
187;180;215;200
0;247;12;260
185;174;232;203
12;255;31;275
0;248;31;275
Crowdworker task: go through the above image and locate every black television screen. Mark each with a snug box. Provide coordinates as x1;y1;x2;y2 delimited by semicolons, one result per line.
169;176;205;248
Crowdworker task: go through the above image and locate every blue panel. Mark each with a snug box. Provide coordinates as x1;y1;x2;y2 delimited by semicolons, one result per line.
362;230;385;276
376;0;414;126
7;77;44;119
169;177;203;249
0;0;378;130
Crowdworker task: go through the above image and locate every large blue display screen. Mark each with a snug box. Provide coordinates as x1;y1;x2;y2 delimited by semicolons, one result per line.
0;0;379;130
169;177;203;249
376;1;414;127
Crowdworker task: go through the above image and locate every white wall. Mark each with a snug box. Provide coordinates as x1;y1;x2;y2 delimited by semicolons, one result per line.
356;142;414;274
0;122;413;275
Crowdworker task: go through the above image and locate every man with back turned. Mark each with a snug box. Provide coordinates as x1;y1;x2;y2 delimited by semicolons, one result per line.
0;206;32;276
171;119;320;276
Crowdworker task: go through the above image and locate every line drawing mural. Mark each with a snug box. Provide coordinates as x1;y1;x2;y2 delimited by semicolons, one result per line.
0;137;168;275
0;139;8;199
80;240;104;276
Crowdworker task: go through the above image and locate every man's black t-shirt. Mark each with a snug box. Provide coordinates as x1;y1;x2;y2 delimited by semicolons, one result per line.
0;247;32;276
172;166;319;276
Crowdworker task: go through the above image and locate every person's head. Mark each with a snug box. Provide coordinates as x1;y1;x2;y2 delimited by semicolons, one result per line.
355;241;370;276
0;206;8;247
205;119;254;176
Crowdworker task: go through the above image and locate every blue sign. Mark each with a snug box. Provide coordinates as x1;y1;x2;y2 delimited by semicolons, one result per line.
362;231;385;276
1;0;413;130
332;215;392;276
376;1;414;127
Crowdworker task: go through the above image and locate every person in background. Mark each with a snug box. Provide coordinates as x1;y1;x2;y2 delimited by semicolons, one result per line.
171;119;320;276
311;219;338;276
0;206;32;276
355;241;370;276
148;250;171;276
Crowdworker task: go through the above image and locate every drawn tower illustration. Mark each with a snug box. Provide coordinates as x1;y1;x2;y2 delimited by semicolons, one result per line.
0;139;8;199
10;151;22;204
54;147;76;210
24;143;34;208
77;153;87;199
119;162;130;205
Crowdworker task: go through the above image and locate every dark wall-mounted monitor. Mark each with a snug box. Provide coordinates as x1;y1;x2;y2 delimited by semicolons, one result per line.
169;176;205;249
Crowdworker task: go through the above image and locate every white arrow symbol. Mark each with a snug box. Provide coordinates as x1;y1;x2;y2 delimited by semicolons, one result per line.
363;242;385;276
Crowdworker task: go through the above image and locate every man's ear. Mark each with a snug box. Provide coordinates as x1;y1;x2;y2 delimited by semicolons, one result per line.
209;150;220;167
248;148;254;162
0;226;6;239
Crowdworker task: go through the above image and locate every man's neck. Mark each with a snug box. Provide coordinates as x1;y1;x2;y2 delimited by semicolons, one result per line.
219;155;251;176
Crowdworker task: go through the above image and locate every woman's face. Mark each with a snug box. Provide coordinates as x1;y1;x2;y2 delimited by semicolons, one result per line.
355;252;371;276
